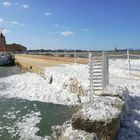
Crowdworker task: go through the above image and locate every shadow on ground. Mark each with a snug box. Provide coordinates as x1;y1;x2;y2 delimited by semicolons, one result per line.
117;94;140;140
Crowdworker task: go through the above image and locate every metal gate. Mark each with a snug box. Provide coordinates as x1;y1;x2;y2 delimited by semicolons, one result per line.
89;52;109;95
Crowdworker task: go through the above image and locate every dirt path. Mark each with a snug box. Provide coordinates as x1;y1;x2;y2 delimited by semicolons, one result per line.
15;55;70;68
15;54;88;67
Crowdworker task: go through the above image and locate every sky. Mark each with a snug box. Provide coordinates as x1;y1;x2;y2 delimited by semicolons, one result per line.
0;0;140;50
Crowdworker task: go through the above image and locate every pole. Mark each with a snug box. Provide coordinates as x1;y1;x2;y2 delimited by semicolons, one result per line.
127;50;131;73
102;51;109;89
74;50;77;63
89;52;93;99
102;51;105;89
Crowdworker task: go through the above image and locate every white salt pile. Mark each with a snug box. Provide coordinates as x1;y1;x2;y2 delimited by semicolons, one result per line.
0;59;140;139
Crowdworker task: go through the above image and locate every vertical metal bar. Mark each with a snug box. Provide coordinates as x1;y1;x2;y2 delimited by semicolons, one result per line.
89;52;93;98
102;51;109;90
102;51;105;90
106;52;109;85
127;50;131;73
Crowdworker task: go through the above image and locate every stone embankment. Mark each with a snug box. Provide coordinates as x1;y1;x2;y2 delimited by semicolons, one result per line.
51;87;128;140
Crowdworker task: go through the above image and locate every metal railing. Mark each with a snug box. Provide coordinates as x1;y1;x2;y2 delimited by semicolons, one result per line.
89;52;109;95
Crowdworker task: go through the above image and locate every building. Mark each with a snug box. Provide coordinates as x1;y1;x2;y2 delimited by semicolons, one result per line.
0;33;6;52
0;32;27;53
6;43;27;53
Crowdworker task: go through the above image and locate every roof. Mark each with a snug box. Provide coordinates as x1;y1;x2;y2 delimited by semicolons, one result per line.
0;33;5;38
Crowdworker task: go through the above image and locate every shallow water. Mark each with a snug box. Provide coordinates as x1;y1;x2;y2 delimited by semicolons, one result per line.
0;66;76;139
0;66;22;78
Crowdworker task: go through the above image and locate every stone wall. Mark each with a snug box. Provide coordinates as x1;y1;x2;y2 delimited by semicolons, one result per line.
54;87;128;140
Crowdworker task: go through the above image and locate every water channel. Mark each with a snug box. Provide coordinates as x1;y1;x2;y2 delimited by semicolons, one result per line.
0;66;76;139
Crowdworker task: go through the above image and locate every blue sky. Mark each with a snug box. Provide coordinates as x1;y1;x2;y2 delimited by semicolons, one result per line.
0;0;140;50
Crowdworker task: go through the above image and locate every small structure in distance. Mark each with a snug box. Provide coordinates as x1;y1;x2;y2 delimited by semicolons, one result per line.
0;32;6;52
0;31;27;54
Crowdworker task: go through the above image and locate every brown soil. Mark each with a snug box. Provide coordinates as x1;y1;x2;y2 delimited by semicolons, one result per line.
15;54;88;68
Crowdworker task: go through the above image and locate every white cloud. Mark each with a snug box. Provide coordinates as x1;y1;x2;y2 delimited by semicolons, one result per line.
0;18;5;23
3;1;12;6
45;12;52;16
82;28;88;32
3;29;11;34
53;24;59;27
20;24;24;27
22;4;29;9
60;31;74;37
11;21;24;27
11;21;19;25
